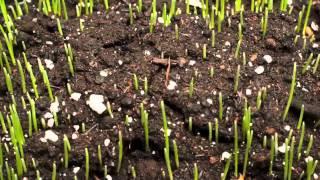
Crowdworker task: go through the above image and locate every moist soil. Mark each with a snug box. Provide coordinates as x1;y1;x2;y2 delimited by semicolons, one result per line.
1;0;320;179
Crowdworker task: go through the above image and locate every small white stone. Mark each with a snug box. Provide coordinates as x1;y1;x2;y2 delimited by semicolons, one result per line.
263;55;273;64
70;92;82;101
144;50;151;56
46;41;53;45
248;62;253;67
278;143;288;153
50;100;60;113
86;94;106;114
224;41;231;47
100;69;109;77
313;43;319;48
221;151;231;160
118;60;123;65
73;125;80;131
72;133;78;140
255;66;265;74
44;130;59;142
314;173;318;179
189;0;202;8
246;89;252;96
104;138;111;147
157;17;164;24
189;60;196;66
44;112;53;119
106;175;112;180
311;21;319;31
47;118;54;128
284;125;291;131
44;59;54;70
73;167;80;174
167;80;177;90
206;98;213;105
32;18;37;22
305;156;314;163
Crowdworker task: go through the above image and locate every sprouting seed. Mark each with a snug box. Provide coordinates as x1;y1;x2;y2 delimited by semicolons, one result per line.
243;130;253;177
211;30;215;47
117;131;123;173
208;122;212;142
144;77;148;95
173;139;179;168
85;148;89;180
234;65;240;93
107;101;113;118
131;166;137;179
56;18;63;36
234;120;239;177
52;161;56;180
282;62;296;121
312;54;320;74
297;104;304;130
98;145;102;167
189;77;194;98
129;3;133;25
302;53;314;74
297;122;305;160
133;74;139;91
203;44;207;60
305;135;313;156
188;117;192;132
63;135;71;168
193;163;198;180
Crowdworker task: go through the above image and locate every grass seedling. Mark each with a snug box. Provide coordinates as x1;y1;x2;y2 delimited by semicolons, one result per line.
208;122;212;142
234;65;240;93
262;8;268;38
203;44;207;60
313;54;320;74
189;117;192;132
242;106;251;139
164;148;173;180
243;130;253;177
169;0;176;20
117;131;123;173
235;39;242;59
305;135;313;156
106;101;114;118
219;92;223;120
209;5;215;30
256;90;262;110
24;54;39;99
302;53;314;74
175;24;179;40
282;62;296;121
173;140;179;168
211;30;215;47
133;74;139;91
130;166;136;179
143;110;150;151
97;145;102;167
215;118;219;144
144;77;148;95
137;0;142;13
302;0;312;37
17;60;26;94
56;18;63;36
193;163;198;180
0;112;7;134
284;138;289;180
209;66;214;77
85;148;89;180
3;68;13;95
234;120;239;177
63;135;71;168
296;6;305;33
23;0;29;14
275;132;279;157
161;100;173;179
297;122;305;160
189;77;194;97
129;4;133;25
38;58;54;101
297;104;304;130
221;153;232;180
52;161;56;180
280;0;288;12
186;0;190;14
104;0;109;12
306;156;318;180
288;137;295;180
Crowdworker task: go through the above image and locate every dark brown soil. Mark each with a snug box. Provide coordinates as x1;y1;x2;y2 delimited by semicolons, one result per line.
1;0;320;179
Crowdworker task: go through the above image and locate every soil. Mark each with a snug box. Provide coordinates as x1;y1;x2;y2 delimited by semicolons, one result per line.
1;0;320;179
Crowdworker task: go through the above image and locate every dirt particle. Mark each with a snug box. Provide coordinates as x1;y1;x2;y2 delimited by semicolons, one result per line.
209;156;219;165
266;38;277;49
265;127;276;135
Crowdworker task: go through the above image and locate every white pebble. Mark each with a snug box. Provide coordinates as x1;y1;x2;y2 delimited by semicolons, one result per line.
73;167;80;174
167;80;177;90
311;21;319;31
50;100;60;113
206;98;213;105
221;151;231;160
104;138;111;147
44;59;54;70
189;60;196;66
263;55;273;64
284;125;291;131
44;130;59;142
70;92;82;101
100;69;109;77
86;94;106;114
47;118;54;128
246;89;252;96
255;66;265;74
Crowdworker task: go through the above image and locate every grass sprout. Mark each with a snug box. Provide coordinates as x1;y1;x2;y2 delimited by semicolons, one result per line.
189;77;194;97
173;139;179;168
219;92;223;121
85;147;89;180
313;54;320;74
117;131;123;173
302;0;312;37
193;163;198;180
305;135;313;156
297;104;304;130
17;60;26;94
282;62;296;121
297;121;305;160
302;53;314;74
234;65;240;93
63;135;71;168
306;156;318;180
234;120;239;177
